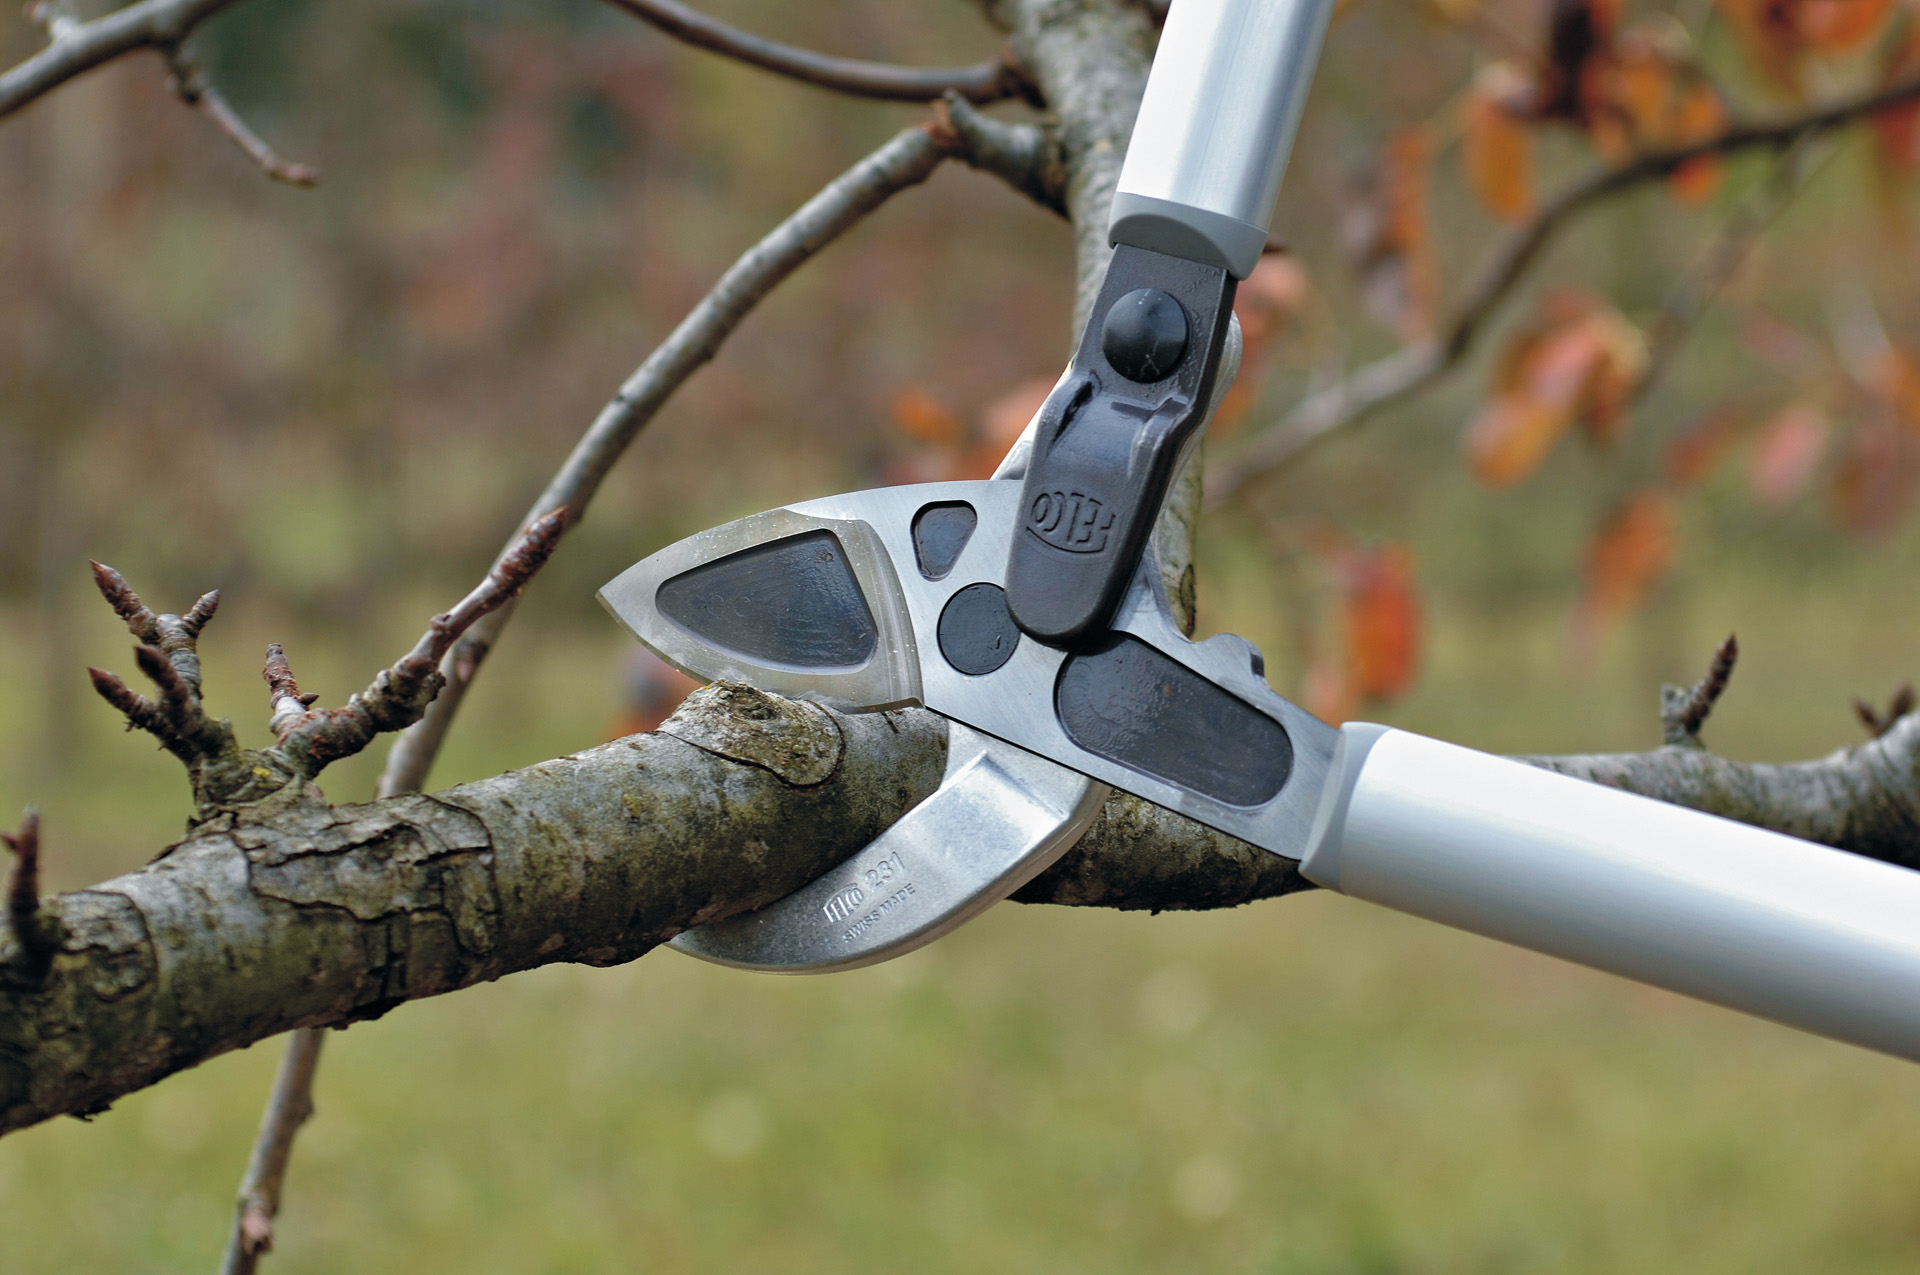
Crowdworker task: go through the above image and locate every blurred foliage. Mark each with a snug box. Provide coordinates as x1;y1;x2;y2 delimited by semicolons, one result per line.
5;0;1920;1266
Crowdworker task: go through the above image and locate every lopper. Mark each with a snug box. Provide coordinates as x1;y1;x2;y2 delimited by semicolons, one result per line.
600;0;1920;1062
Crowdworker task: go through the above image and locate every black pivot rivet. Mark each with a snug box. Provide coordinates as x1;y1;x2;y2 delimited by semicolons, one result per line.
1100;288;1189;383
938;583;1020;676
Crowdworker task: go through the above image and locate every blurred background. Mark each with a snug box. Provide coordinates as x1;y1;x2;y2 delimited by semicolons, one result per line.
4;0;1920;1268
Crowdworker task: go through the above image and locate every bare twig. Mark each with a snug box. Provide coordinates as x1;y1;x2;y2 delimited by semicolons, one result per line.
1662;634;1739;746
599;0;1034;104
1208;73;1920;502
1857;683;1916;739
84;566;233;767
165;51;318;187
0;0;246;119
376;122;954;797
219;1027;322;1275
270;511;565;775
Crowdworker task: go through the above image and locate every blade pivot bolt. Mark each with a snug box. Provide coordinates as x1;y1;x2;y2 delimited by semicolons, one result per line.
1101;288;1189;383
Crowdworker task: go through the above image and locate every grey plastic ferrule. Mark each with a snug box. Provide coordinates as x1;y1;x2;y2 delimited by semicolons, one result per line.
1108;193;1270;279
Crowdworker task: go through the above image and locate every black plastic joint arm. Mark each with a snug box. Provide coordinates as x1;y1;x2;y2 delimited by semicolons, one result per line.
1005;244;1236;647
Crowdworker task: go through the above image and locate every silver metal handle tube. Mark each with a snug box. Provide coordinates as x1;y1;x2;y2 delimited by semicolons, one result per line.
1300;724;1920;1061
1110;0;1336;278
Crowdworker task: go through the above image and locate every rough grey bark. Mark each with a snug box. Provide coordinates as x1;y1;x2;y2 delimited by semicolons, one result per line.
9;673;1920;1135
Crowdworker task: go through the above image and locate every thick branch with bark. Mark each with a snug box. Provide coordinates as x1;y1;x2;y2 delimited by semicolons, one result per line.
7;671;1920;1135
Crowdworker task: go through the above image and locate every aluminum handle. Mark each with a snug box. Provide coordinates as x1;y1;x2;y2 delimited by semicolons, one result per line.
1110;0;1336;277
1300;725;1920;1062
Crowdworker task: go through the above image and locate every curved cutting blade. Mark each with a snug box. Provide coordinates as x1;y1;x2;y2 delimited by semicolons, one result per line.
669;721;1107;973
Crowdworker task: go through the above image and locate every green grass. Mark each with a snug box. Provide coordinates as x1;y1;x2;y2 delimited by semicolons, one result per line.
3;496;1920;1272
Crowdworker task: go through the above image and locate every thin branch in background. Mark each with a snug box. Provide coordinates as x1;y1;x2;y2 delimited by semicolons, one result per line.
165;51;318;187
219;1027;323;1275
599;0;1035;105
375;121;956;798
1857;683;1916;739
1207;73;1920;503
1635;138;1828;399
0;0;245;119
1663;634;1739;745
268;511;565;775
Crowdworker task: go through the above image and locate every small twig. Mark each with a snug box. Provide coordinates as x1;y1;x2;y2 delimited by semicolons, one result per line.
3;808;54;980
165;51;318;187
84;567;232;765
262;644;320;739
0;0;246;119
933;90;1066;217
1856;682;1916;739
1662;634;1738;746
271;512;566;774
89;560;160;643
376;122;954;797
599;0;1035;104
1207;73;1920;502
219;1027;322;1275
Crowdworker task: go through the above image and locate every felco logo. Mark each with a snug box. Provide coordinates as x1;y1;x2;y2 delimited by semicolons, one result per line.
820;884;865;924
1026;489;1116;554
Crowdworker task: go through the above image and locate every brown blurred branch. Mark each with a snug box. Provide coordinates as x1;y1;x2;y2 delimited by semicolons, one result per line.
220;1027;322;1275
0;0;245;118
599;0;1035;104
1208;72;1920;502
375;122;955;796
165;50;318;186
1858;684;1917;740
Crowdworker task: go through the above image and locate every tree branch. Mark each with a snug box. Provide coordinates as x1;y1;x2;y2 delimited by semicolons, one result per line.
375;122;955;797
0;0;246;119
598;0;1035;104
220;1027;321;1275
1207;73;1920;502
10;665;1920;1135
933;90;1066;217
165;50;318;187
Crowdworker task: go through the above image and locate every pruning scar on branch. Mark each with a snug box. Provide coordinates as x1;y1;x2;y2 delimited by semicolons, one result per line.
599;0;1037;105
1208;72;1920;502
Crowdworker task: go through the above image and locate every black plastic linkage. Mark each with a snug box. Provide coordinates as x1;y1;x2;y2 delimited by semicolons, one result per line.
1005;245;1236;647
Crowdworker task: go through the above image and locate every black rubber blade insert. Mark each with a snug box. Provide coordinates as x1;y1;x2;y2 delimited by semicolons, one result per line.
1007;245;1236;647
911;501;977;581
1055;633;1292;807
655;529;878;670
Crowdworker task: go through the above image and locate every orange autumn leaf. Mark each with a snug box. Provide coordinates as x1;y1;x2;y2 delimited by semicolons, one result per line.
1578;490;1677;638
1668;82;1728;204
1875;24;1920;175
1662;408;1743;485
1746;401;1830;507
1799;0;1898;52
1716;0;1807;94
1342;544;1423;702
890;386;963;446
1343;128;1438;339
1831;418;1920;536
1463;63;1537;222
1464;294;1647;486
